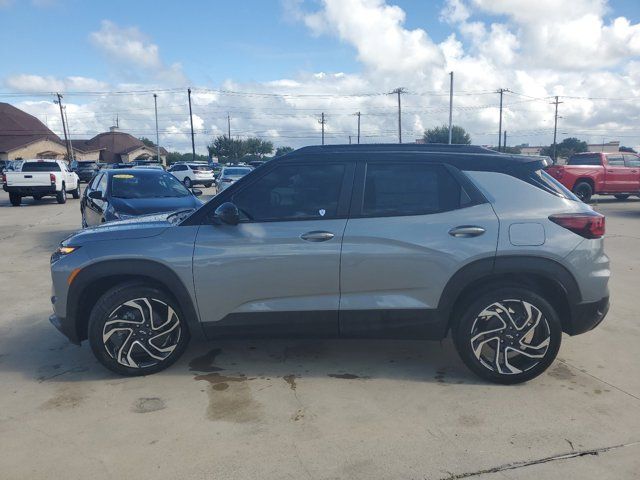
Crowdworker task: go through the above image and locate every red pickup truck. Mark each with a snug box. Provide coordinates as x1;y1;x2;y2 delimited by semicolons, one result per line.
546;152;640;202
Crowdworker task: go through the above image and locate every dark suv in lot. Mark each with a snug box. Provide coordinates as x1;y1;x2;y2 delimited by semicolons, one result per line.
49;144;609;384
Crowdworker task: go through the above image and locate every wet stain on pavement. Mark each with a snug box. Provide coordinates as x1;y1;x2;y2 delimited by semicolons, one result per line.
189;348;223;372
40;385;86;410
328;373;366;380
194;372;261;423
132;397;166;413
283;374;297;390
548;363;575;380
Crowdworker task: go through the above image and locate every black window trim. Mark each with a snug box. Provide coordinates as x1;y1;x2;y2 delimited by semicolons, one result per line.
348;160;487;219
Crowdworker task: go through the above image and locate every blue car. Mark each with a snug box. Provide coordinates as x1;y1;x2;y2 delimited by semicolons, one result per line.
80;168;203;227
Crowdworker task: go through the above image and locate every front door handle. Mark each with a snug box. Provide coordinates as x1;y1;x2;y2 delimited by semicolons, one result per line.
449;226;486;238
300;231;335;242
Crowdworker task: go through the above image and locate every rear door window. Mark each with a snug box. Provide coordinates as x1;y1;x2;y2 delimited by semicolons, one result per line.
623;154;640;167
607;154;625;166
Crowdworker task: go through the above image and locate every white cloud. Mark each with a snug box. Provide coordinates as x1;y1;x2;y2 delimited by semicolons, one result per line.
89;20;187;85
4;74;109;93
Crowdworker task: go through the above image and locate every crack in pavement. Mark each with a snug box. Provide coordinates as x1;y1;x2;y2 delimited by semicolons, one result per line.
436;441;640;479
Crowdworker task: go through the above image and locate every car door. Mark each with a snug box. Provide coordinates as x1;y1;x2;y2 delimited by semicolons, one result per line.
604;154;631;192
192;161;354;336
85;172;107;225
339;161;499;337
623;154;640;191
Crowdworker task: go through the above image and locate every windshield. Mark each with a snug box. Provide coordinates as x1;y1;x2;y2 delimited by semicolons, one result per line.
110;172;191;199
223;168;251;176
22;161;60;172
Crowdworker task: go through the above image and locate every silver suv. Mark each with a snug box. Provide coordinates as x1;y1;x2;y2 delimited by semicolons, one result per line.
49;145;610;384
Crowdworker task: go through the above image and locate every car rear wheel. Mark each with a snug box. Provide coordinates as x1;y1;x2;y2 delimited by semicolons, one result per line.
9;193;21;206
183;177;192;188
614;194;630;200
71;186;80;199
88;282;190;376
452;287;562;384
573;181;593;203
56;184;67;204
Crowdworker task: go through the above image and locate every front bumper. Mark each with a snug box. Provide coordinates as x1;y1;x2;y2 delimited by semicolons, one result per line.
567;295;609;335
49;313;81;345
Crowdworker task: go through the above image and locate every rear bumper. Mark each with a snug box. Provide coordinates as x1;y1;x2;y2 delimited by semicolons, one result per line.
4;185;57;195
49;313;81;345
567;295;609;336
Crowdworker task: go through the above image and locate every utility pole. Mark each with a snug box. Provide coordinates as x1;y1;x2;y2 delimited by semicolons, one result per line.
503;130;507;151
349;136;352;145
63;106;75;162
187;88;196;162
227;113;231;139
355;111;361;144
391;88;406;143
497;88;508;152
153;94;161;165
551;96;563;164
319;112;326;145
54;93;72;162
448;71;454;144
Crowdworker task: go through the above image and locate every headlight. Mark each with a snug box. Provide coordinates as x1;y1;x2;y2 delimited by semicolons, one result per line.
51;245;80;263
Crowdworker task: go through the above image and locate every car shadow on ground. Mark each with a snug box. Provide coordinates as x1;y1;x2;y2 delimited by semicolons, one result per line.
0;314;485;386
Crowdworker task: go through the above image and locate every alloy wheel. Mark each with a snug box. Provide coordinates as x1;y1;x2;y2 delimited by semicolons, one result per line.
102;297;182;369
469;299;551;375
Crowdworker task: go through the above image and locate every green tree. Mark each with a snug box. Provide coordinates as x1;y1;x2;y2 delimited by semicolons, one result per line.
275;146;294;157
139;137;156;147
489;145;522;154
540;137;588;161
423;125;471;144
620;146;637;153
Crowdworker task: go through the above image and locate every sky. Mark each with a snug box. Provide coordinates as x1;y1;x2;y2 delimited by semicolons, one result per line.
1;0;640;153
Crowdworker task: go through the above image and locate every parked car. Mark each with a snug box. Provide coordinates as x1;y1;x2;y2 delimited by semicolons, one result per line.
49;144;609;383
0;160;8;174
80;168;203;227
168;163;215;188
73;161;100;182
3;159;79;206
216;165;253;192
546;152;640;202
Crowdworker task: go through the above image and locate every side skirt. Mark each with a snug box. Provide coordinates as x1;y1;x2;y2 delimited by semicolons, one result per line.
201;309;445;340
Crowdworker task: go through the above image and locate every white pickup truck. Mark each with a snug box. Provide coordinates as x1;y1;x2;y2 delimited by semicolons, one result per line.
2;159;80;206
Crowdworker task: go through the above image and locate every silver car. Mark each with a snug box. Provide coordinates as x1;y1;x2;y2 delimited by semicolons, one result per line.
216;165;253;192
49;144;609;383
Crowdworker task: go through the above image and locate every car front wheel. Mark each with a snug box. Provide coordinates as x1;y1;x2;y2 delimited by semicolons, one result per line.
452;287;562;384
88;282;190;376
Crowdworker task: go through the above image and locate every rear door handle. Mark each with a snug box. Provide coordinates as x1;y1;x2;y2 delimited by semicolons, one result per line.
449;226;486;238
24;175;32;178
300;231;335;242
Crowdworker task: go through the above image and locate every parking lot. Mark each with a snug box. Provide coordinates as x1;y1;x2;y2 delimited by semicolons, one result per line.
0;191;638;480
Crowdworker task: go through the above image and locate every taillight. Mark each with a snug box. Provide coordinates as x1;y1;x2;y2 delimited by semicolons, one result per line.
1;173;5;184
549;212;605;239
50;173;55;183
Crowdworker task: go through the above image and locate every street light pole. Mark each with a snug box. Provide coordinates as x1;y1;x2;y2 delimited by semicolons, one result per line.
153;93;161;165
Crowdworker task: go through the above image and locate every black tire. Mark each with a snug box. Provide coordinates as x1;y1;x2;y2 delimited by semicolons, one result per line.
71;186;80;199
88;281;190;376
183;177;192;188
56;184;67;204
9;193;21;206
572;181;592;203
614;194;630;200
452;287;562;385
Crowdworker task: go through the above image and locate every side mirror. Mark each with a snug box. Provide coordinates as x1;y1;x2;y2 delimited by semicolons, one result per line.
88;190;103;200
214;202;240;225
191;188;203;197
